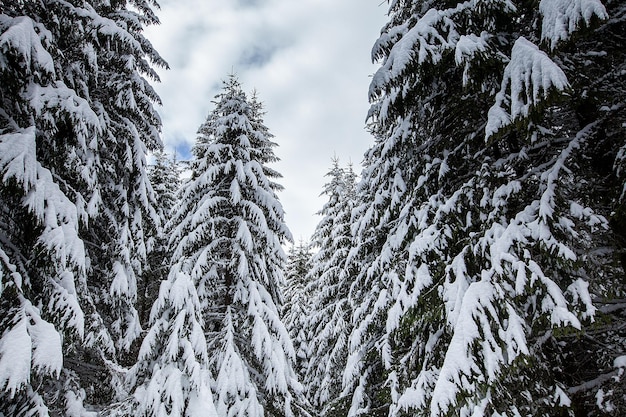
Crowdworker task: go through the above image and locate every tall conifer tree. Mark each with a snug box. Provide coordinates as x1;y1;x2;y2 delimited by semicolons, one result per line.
135;76;306;417
283;240;313;382
304;159;357;414
342;0;624;416
0;0;165;415
140;152;181;325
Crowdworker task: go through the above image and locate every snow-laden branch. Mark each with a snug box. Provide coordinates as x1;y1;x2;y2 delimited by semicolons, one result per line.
486;37;569;140
539;0;608;49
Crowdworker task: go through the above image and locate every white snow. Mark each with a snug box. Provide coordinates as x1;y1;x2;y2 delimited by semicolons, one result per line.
110;261;130;297
431;281;501;416
455;32;490;86
614;355;626;368
28;303;64;377
0;16;55;75
554;385;572;407
186;375;219;417
0;300;63;397
0;315;32;397
370;9;457;100
64;389;98;417
486;37;569;139
539;0;608;49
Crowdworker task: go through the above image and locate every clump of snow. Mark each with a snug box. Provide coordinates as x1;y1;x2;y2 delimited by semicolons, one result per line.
0;300;63;397
431;281;502;415
65;388;97;417
554;385;572;407
596;388;616;413
486;37;569;139
370;9;458;101
614;355;626;369
539;0;608;49
0;317;32;397
0;15;55;75
455;32;490;86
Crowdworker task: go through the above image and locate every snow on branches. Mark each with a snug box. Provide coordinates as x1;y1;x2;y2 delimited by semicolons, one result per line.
539;0;608;49
486;37;569;139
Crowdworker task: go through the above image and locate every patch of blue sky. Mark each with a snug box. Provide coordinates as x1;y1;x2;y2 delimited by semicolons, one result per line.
173;140;193;161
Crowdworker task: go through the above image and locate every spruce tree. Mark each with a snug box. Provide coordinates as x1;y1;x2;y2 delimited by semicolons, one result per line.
140;152;181;325
80;0;165;367
282;240;313;382
304;159;357;414
135;76;305;417
0;1;165;415
342;0;624;416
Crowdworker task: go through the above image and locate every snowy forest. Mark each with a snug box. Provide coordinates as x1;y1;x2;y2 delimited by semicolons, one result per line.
1;0;625;416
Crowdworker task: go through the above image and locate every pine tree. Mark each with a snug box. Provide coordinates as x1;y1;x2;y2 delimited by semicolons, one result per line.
140;152;181;325
303;159;357;415
150;152;182;229
342;0;624;416
80;0;166;367
0;1;163;415
0;5;89;413
0;1;165;414
282;240;313;382
134;76;306;417
129;262;218;417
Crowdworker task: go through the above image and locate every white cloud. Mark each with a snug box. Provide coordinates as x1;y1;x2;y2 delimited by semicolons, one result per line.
146;0;388;241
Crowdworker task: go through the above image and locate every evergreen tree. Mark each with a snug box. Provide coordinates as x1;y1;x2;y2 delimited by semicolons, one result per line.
282;240;313;382
129;262;218;417
342;0;624;416
80;0;165;367
134;76;305;417
140;152;181;325
304;159;357;415
150;152;182;228
0;0;165;415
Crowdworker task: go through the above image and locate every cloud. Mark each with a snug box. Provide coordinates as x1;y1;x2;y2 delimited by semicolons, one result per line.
147;0;387;241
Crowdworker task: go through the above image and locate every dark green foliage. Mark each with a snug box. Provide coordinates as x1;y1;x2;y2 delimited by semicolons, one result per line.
0;0;165;414
336;0;626;416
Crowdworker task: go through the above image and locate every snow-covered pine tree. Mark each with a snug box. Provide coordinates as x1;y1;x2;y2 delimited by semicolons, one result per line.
0;0;165;415
282;240;313;382
137;76;305;417
249;90;283;185
0;3;90;413
150;151;182;234
140;152;181;325
80;0;166;369
342;0;624;416
303;159;357;415
199;77;306;417
128;262;217;417
117;142;209;417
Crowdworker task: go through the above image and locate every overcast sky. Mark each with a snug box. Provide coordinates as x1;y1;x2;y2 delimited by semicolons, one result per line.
146;0;388;242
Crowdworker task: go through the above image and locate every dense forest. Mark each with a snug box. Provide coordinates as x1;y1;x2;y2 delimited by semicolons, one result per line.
1;0;625;416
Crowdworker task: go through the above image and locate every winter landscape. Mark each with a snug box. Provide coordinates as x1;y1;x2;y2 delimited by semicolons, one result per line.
1;1;625;417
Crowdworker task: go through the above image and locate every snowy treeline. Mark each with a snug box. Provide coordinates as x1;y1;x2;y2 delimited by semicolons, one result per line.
1;0;625;417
